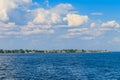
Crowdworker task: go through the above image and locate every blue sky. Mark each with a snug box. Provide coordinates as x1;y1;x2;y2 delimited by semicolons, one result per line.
0;0;120;51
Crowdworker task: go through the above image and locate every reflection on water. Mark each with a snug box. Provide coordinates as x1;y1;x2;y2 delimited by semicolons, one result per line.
0;53;120;80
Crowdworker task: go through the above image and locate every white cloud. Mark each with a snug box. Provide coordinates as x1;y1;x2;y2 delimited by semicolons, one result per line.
0;22;19;38
61;28;103;39
0;2;90;39
0;0;32;21
0;22;16;31
0;22;54;37
21;28;54;35
33;8;62;25
90;23;96;28
51;4;74;14
80;36;95;40
0;0;120;41
63;14;88;27
32;3;74;26
101;20;120;28
0;3;75;38
90;22;114;31
20;23;54;35
61;20;120;40
68;28;88;33
0;0;16;21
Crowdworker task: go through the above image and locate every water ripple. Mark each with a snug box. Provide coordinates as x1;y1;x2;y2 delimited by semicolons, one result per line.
0;53;120;80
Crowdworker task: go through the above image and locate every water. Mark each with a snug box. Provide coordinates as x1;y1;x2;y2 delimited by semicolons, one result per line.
0;52;120;80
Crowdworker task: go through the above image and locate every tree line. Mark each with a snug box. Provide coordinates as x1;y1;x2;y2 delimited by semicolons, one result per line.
0;49;107;53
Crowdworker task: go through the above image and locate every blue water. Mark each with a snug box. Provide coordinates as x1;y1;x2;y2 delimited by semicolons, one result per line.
0;52;120;80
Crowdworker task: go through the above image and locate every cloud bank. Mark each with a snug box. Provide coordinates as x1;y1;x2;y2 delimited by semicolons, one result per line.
0;0;120;41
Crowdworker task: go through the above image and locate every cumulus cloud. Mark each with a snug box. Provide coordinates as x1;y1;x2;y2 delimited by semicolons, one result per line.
61;20;120;40
0;3;76;38
101;20;120;28
63;14;88;27
0;0;16;21
32;3;74;26
51;4;74;14
0;0;32;21
33;8;62;25
0;0;120;41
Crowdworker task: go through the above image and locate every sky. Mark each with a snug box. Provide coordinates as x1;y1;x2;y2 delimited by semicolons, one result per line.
0;0;120;51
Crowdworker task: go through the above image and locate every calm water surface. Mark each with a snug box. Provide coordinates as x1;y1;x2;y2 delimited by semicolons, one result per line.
0;52;120;80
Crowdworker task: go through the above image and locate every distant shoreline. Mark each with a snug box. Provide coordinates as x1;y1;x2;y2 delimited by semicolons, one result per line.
0;49;109;53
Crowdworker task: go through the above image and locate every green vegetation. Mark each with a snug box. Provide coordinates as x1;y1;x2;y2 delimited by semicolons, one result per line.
0;49;108;53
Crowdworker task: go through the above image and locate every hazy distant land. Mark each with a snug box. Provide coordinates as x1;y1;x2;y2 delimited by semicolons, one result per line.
0;49;108;53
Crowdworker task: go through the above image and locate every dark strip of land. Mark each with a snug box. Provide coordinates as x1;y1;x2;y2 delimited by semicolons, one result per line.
0;49;108;53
